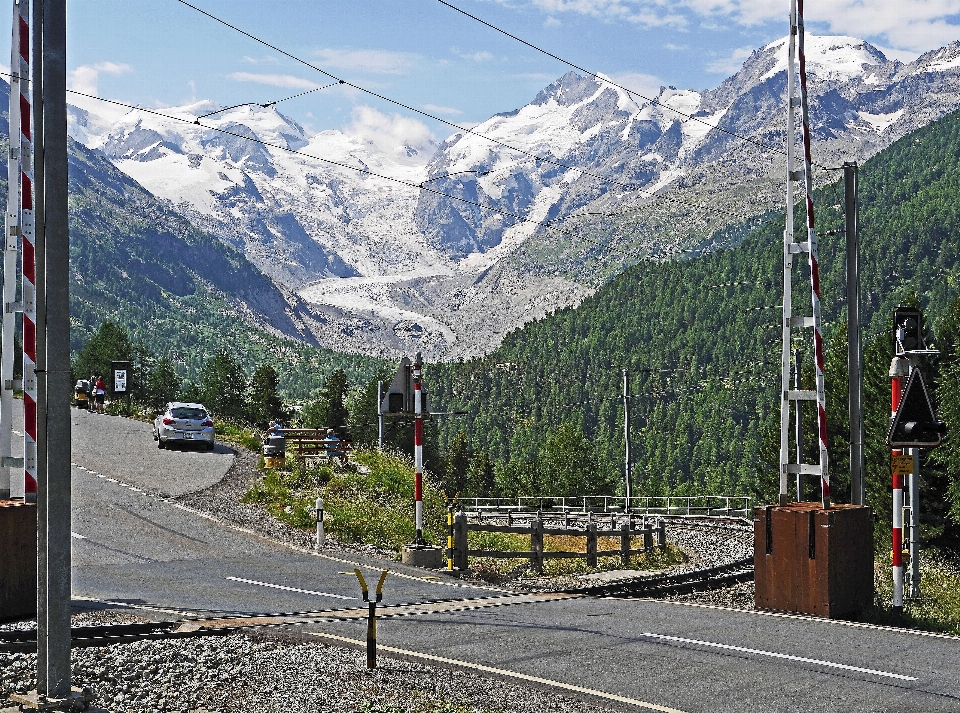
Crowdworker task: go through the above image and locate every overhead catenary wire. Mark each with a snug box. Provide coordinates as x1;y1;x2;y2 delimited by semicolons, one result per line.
435;0;830;171
172;0;829;255
196;80;343;121
172;0;663;197
65;89;583;240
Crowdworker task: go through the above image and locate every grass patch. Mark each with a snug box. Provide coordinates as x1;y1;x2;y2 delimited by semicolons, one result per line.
215;421;263;452
866;550;960;634
242;447;446;554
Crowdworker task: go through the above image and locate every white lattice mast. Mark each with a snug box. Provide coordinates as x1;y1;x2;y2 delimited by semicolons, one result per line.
0;0;25;500
780;0;830;508
16;0;35;501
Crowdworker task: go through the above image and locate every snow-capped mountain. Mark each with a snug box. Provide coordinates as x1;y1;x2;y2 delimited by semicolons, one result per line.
420;36;960;279
67;35;960;359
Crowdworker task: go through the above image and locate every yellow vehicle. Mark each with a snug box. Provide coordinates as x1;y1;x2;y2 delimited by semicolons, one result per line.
73;379;91;409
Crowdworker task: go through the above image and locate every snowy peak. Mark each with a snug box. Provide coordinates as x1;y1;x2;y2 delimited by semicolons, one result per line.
758;35;890;82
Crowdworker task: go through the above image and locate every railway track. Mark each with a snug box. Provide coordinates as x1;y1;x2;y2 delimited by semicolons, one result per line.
0;517;756;652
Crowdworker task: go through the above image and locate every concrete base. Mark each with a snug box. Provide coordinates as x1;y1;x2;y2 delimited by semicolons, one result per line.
401;545;443;569
8;688;96;712
0;500;37;620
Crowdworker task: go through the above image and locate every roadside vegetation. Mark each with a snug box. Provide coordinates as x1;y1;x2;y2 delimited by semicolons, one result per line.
242;448;447;552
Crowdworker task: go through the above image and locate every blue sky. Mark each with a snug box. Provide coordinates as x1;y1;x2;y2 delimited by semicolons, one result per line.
18;0;960;141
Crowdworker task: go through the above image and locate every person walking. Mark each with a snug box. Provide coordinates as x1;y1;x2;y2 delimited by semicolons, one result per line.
94;375;106;414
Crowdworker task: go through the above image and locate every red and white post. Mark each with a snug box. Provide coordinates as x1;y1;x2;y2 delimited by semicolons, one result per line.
17;0;36;501
890;356;909;611
413;352;424;545
797;0;829;508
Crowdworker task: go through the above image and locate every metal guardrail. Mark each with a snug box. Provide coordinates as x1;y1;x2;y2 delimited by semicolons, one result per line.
457;495;753;519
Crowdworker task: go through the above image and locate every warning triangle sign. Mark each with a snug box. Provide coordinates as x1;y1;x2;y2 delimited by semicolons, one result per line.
887;368;946;449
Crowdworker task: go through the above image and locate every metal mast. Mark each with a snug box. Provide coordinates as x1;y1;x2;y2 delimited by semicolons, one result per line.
780;0;830;508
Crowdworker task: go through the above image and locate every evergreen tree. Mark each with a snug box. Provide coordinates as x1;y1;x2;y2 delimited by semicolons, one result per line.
145;356;180;411
249;365;285;428
72;320;132;384
302;369;349;430
466;451;495;498
198;351;247;421
441;430;471;500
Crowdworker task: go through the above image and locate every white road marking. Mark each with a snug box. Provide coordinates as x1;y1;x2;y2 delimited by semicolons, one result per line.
71;532;87;540
310;632;688;713
225;576;354;600
642;632;917;681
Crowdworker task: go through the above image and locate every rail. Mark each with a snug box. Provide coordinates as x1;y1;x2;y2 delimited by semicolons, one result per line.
446;510;666;573
457;495;752;519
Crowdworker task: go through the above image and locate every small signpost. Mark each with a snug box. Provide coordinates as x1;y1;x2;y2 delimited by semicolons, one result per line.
111;360;131;414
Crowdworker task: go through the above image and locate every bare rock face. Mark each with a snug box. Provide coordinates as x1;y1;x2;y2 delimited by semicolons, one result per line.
60;36;960;359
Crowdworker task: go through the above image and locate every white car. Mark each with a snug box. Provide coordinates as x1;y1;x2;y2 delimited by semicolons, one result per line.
154;402;215;451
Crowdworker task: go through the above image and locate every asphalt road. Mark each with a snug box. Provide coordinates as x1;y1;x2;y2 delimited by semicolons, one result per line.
14;402;960;711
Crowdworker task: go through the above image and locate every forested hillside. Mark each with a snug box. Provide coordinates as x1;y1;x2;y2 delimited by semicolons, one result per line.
426;107;960;537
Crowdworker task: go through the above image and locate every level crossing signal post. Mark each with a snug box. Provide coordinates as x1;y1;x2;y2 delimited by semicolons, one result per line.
887;306;945;611
380;353;444;568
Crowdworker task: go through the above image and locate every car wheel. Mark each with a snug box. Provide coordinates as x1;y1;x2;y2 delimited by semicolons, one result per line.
157;437;165;449
206;442;215;452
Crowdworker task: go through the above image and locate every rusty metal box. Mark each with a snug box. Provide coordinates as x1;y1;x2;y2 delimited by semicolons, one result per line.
754;503;873;619
0;501;36;620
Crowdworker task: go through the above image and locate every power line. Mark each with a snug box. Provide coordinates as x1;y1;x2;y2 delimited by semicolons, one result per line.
172;0;663;197
196;80;343;120
436;0;830;171
66;89;585;240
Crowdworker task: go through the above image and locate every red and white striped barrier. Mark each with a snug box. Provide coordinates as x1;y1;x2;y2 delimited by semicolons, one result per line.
16;0;36;499
796;0;829;508
891;371;904;609
413;355;424;544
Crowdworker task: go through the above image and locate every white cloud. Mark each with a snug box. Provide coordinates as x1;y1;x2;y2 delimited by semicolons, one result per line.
346;106;436;155
423;103;464;116
67;61;132;96
228;72;322;90
705;46;753;74
452;47;495;61
511;0;960;54
242;55;280;65
314;48;417;75
526;0;688;28
544;16;562;27
604;72;662;100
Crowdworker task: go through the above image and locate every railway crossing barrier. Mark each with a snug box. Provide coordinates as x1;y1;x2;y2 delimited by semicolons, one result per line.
446;509;666;573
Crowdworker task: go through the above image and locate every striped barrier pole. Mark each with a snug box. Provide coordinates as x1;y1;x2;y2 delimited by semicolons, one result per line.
796;0;829;508
0;0;23;500
413;352;424;545
447;507;454;570
17;0;36;501
890;360;906;612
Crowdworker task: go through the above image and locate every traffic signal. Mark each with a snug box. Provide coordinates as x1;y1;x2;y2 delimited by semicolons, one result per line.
894;306;923;355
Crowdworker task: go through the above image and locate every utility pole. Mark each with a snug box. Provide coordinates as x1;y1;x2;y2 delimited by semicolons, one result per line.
40;0;73;701
793;347;803;502
889;355;908;615
845;162;865;506
623;368;631;510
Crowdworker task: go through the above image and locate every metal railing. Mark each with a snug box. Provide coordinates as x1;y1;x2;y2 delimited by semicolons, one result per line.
456;495;752;519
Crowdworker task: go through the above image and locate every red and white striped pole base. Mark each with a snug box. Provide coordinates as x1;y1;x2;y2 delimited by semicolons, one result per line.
890;357;909;612
413;353;424;545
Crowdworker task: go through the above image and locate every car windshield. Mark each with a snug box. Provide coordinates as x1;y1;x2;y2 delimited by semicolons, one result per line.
171;407;207;420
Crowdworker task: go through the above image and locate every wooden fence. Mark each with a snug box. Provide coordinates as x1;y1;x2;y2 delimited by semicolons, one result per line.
445;511;666;573
278;429;351;463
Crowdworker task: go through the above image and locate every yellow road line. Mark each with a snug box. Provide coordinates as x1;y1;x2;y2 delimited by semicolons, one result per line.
307;631;688;713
